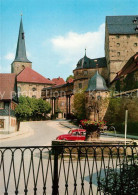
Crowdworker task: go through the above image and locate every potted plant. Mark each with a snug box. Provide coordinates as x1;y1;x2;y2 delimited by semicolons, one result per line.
80;119;106;141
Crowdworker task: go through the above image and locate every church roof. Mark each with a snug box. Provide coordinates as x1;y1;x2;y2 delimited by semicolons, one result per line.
17;67;54;84
14;17;31;63
106;15;138;34
86;71;108;91
52;77;66;86
0;73;17;100
75;51;107;70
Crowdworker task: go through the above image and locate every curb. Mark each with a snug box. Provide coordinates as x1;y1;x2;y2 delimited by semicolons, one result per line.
0;124;34;140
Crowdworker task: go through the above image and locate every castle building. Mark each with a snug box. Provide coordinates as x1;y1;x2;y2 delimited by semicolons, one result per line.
105;16;138;82
11;17;54;98
42;15;138;120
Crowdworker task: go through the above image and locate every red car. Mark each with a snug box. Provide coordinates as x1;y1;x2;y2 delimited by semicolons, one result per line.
56;129;86;141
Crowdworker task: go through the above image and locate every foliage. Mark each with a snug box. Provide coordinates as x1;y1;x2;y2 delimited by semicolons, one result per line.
66;75;74;82
113;122;138;135
99;163;138;195
115;71;138;92
123;72;138;91
15;96;51;121
73;90;86;120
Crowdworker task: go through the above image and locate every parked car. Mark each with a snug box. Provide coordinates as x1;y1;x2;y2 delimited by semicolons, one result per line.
56;129;86;141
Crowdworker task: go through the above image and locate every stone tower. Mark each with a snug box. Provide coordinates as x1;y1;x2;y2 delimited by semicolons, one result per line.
105;15;138;82
11;16;32;75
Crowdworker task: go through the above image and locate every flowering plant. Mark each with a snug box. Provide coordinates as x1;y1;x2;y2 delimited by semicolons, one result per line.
80;119;106;129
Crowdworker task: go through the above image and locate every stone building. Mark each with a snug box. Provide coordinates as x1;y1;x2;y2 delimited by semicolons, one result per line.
105;16;138;82
0;74;18;133
11;17;54;98
42;15;138;120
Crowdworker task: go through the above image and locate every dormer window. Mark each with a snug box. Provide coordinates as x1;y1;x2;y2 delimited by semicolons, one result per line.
133;17;137;23
135;25;138;31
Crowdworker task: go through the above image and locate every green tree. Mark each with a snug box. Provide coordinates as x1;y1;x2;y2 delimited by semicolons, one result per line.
15;96;51;126
66;75;74;82
73;90;86;120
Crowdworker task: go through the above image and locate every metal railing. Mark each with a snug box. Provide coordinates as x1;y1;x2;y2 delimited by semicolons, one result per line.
0;145;137;195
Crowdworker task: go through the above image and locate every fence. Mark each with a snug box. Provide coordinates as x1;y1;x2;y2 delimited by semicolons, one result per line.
0;145;137;195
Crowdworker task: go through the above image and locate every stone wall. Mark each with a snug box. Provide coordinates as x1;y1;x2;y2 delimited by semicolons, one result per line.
11;61;32;75
73;67;108;91
105;28;138;82
17;82;51;99
85;91;109;121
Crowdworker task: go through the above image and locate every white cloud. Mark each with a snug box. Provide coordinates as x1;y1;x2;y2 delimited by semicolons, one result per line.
51;23;105;67
4;52;15;61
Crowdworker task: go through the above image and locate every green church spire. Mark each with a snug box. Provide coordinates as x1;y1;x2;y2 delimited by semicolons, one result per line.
14;16;30;62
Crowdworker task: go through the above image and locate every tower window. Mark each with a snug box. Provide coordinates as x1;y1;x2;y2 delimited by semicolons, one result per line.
79;83;82;89
117;43;120;47
117;52;120;56
84;70;88;76
22;33;24;39
134;43;137;46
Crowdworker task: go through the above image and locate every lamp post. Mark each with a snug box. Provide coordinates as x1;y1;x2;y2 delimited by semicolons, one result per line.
125;108;128;145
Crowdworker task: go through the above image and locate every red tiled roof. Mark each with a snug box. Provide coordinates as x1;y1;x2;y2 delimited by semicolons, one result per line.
112;53;138;82
52;77;66;86
0;73;17;100
17;67;54;84
67;78;74;83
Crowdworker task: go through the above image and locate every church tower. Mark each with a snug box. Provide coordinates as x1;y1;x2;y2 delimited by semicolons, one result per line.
11;16;32;75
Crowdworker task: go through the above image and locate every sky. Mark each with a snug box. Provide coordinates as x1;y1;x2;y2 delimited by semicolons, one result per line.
0;0;137;80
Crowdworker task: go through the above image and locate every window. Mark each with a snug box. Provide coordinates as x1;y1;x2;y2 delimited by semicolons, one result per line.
0;102;4;109
32;95;36;98
32;87;37;91
0;119;4;128
79;83;82;89
134;43;137;47
11;102;16;110
116;35;120;38
84;70;88;76
117;52;120;56
117;43;120;47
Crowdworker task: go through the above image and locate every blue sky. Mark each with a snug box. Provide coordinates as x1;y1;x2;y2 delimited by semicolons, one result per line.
0;0;137;80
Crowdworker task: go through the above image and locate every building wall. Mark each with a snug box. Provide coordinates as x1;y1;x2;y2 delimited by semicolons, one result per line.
17;82;52;98
11;61;32;75
73;67;108;91
0;116;17;133
105;28;138;82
